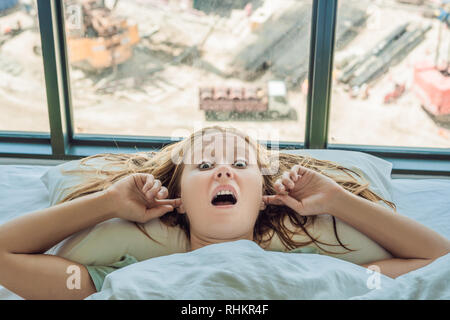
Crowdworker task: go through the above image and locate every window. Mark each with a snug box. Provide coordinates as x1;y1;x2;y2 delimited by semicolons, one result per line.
330;0;450;149
63;0;313;143
0;0;49;133
0;0;448;176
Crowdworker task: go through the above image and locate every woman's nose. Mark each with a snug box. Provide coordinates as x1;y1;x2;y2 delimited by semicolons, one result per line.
214;166;234;180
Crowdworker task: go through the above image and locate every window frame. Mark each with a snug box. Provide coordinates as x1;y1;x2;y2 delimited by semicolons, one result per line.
0;0;449;176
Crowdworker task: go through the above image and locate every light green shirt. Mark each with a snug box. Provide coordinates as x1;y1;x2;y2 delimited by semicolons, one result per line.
287;246;320;254
85;254;139;292
85;247;320;292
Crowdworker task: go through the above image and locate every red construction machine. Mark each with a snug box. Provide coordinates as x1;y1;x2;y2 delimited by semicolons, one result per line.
412;4;450;124
412;61;450;123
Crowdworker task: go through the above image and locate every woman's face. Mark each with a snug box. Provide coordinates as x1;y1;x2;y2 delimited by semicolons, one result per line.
177;131;265;249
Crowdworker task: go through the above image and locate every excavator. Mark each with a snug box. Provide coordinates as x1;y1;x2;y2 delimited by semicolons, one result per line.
412;2;450;125
65;0;139;72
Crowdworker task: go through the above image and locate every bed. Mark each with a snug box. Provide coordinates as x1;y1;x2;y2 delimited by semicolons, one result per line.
0;163;449;300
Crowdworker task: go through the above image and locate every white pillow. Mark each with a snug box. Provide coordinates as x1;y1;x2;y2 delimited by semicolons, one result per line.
40;155;127;206
41;149;394;206
42;149;395;266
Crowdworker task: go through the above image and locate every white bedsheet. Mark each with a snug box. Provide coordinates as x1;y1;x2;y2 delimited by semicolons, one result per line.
86;240;450;300
0;164;449;300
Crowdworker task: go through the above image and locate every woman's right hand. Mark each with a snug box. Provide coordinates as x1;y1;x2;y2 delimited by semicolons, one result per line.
105;173;181;223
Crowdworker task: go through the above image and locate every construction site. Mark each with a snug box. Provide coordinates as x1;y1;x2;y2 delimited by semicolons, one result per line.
0;0;449;148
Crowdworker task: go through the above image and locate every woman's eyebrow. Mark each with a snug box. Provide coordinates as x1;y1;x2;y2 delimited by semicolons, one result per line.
234;150;250;159
190;139;251;159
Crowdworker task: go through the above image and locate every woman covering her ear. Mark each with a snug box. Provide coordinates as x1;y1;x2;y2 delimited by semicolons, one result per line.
0;125;449;299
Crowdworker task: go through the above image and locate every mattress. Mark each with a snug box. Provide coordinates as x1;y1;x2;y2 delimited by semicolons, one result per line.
0;164;449;299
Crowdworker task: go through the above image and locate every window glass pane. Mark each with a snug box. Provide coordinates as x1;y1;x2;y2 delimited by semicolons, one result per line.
331;0;450;149
0;0;49;133
64;0;312;143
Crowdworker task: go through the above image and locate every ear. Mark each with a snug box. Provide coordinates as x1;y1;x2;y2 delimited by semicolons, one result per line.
175;194;186;214
176;204;186;214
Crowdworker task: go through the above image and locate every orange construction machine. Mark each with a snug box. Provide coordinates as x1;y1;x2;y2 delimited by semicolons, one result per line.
65;0;139;71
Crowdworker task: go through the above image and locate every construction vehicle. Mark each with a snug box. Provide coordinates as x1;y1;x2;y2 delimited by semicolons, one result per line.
412;3;450;124
0;20;23;47
413;61;450;124
0;1;21;46
64;0;139;72
199;80;297;121
383;82;406;104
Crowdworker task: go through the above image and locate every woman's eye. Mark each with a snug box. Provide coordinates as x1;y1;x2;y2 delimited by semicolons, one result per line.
198;161;214;170
234;159;247;168
198;160;247;170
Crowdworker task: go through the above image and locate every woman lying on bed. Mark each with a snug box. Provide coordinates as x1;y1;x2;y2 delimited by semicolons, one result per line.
0;125;449;300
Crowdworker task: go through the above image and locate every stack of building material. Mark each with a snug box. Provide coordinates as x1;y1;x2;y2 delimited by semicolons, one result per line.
230;1;367;88
338;22;432;91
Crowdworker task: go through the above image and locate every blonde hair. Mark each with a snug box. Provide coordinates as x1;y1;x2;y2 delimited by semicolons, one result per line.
57;125;396;253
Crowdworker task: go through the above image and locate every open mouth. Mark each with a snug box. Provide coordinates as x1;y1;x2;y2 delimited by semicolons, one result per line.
211;191;237;206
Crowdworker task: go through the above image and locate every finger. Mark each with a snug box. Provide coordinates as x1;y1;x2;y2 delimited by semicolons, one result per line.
274;179;288;195
263;195;284;206
155;186;168;199
142;174;155;194
292;164;309;176
289;167;299;182
276;194;303;214
146;204;174;220
155;198;182;208
134;173;144;188
265;194;304;215
281;171;295;190
146;179;162;200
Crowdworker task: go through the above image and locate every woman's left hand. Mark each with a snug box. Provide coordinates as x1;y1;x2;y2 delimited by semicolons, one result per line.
263;164;345;216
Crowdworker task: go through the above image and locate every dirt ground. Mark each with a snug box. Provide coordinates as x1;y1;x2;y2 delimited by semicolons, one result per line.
0;0;449;149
